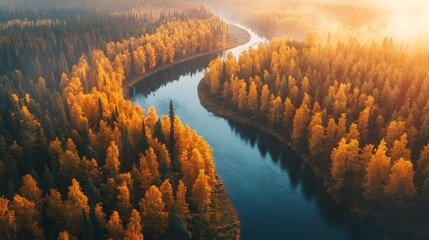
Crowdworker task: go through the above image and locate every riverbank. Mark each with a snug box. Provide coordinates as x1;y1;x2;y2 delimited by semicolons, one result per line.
125;24;250;240
198;80;429;240
122;23;251;97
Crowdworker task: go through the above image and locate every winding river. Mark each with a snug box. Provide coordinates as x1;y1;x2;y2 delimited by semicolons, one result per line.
131;24;394;240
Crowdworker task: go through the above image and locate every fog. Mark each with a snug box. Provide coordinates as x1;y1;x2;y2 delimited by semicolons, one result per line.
4;0;428;47
192;0;429;49
377;0;429;47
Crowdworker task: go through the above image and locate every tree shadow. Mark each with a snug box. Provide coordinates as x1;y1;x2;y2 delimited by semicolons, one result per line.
226;119;396;240
130;52;222;97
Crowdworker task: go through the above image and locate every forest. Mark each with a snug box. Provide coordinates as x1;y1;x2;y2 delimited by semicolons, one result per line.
0;2;239;239
2;0;429;239
200;35;429;235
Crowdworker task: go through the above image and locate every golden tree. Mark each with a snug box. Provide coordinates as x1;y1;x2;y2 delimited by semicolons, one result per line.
64;179;90;236
104;141;121;177
330;138;361;194
106;211;124;240
363;140;391;202
139;185;168;236
247;81;259;113
291;94;311;148
191;170;212;216
116;181;131;218
19;174;43;211
124;209;143;240
357;107;369;143
384;158;417;204
0;197;16;239
259;84;270;114
308;112;325;157
390;133;411;162
160;179;174;213
57;231;70;240
175;180;190;220
10;194;44;239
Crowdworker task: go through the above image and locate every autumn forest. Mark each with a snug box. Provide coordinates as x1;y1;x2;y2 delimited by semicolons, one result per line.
0;0;428;239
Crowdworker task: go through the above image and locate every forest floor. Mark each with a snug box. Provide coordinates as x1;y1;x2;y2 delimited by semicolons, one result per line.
197;81;429;240
123;23;251;240
122;23;251;97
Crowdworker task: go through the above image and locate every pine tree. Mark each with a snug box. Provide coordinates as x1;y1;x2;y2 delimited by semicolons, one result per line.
145;147;160;183
247;81;259;113
57;231;70;240
384;158;417;204
124;209;143;240
104;141;120;177
283;97;295;132
291;94;311;149
116;182;131;219
175;180;190;220
160;179;174;213
270;96;284;126
19;174;43;212
346;123;360;141
10;194;44;239
0;196;16;240
191;170;212;217
139;185;168;237
65;179;90;236
363;140;391;202
308;112;325;157
45;189;65;231
259;84;270;114
106;211;123;240
385;121;405;148
90;203;106;239
390;133;411;162
357;107;369;143
169;100;176;167
330;138;361;197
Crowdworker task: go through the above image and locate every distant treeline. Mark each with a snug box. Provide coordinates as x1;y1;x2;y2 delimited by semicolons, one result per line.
0;0;187;12
0;6;214;89
0;3;232;239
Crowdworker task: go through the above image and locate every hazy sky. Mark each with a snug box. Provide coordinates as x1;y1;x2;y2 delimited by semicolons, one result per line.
324;0;429;45
379;0;429;45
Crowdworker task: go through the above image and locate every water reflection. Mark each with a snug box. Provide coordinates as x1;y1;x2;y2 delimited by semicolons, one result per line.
131;52;222;98
227;120;303;189
130;23;396;240
225;119;395;240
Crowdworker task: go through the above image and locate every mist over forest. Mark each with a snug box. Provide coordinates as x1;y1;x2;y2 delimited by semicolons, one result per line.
191;0;429;49
1;0;429;239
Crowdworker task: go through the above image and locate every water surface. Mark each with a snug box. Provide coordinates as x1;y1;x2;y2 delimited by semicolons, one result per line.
131;24;393;240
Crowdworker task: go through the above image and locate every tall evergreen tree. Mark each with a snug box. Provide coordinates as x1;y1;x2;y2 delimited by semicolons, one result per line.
169;100;177;169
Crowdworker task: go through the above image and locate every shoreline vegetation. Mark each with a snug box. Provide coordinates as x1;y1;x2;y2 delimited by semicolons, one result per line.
197;80;423;239
197;28;429;239
0;5;248;238
124;23;251;240
122;23;251;97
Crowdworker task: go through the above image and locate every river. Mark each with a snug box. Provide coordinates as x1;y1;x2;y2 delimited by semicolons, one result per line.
131;24;394;240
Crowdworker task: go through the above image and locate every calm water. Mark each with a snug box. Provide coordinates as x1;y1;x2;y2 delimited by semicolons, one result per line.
131;24;393;240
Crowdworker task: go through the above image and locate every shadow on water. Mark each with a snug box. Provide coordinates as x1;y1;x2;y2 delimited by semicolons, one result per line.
130;23;397;239
130;52;222;97
226;119;396;240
